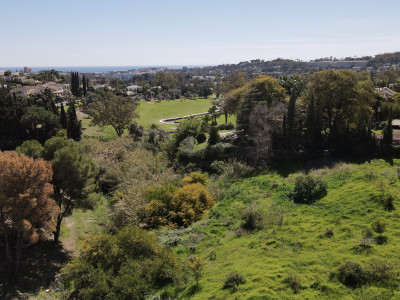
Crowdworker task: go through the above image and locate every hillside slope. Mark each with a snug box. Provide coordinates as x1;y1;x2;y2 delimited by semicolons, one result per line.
162;159;400;299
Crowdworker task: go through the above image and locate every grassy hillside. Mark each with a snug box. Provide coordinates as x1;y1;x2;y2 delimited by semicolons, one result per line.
163;159;400;299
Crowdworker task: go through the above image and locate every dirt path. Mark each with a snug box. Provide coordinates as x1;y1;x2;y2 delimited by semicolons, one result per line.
61;217;77;256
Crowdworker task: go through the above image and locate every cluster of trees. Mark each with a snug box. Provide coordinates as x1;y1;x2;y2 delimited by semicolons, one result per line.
17;135;98;242
0;87;82;150
220;70;388;163
0;133;99;283
70;72;89;97
130;72;214;100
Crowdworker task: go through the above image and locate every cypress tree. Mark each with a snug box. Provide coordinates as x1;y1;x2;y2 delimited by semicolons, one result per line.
67;101;82;141
82;74;87;96
60;103;67;129
70;72;75;96
208;126;220;146
50;100;58;116
305;96;322;157
382;109;393;148
70;72;81;97
76;72;81;97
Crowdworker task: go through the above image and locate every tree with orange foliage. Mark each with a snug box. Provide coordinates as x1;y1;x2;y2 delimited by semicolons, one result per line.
0;151;60;282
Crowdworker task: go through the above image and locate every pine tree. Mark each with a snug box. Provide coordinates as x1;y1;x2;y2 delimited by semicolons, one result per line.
67;101;82;141
60;103;67;129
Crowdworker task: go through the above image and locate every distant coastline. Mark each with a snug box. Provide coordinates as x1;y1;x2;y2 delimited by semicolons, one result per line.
0;65;206;73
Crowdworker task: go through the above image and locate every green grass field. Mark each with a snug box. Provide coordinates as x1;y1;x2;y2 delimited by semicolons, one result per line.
136;97;216;130
161;159;400;299
78;96;235;139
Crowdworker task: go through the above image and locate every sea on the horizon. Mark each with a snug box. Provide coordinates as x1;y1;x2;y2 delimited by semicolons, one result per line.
0;65;204;73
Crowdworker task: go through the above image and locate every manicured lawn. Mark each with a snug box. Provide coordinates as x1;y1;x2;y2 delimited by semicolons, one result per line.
79;96;223;138
136;97;217;130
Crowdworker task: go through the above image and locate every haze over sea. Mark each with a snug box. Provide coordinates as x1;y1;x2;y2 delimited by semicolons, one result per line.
0;65;203;73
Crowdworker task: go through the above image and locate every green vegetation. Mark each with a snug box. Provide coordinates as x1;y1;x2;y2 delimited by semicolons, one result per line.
136;97;215;130
162;159;400;299
79;97;222;139
4;64;400;299
62;227;182;299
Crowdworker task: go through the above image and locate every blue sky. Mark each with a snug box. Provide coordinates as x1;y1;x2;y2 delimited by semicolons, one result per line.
1;0;399;66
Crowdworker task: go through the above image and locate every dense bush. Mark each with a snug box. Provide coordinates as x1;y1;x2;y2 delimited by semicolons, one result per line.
182;172;209;186
128;121;144;141
196;132;207;144
170;183;215;227
223;271;246;291
337;260;397;288
337;261;368;288
371;219;387;235
217;122;235;130
382;194;395;211
284;274;302;294
290;175;327;204
62;227;183;299
144;178;214;228
144;185;178;227
241;202;264;231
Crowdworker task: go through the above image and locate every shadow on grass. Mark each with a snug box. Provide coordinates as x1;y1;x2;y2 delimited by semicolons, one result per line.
184;283;203;298
0;241;71;299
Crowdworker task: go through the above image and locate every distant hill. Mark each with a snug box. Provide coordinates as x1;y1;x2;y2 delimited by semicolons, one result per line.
174;51;400;77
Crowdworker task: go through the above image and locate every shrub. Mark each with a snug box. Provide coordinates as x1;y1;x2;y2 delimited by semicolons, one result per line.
207;250;216;261
174;117;202;147
208;126;220;146
217;123;235;130
182;172;208;186
211;160;253;183
367;259;396;284
187;255;206;284
337;260;397;288
284;274;302;294
290;175;327;204
223;271;246;291
375;235;388;245
325;228;334;238
337;261;368;288
144;185;178;227
371;219;387;235
353;236;373;253
170;183;215;227
241;202;264;231
196;132;207;144
128;121;144;141
382;194;395;211
62;227;182;299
